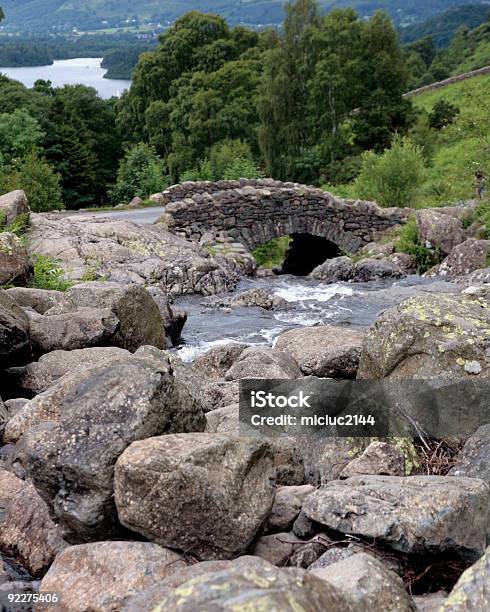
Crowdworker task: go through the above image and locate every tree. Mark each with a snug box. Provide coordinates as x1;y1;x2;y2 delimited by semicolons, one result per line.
258;0;319;178
0;152;64;212
0;108;44;165
353;135;425;208
111;143;166;205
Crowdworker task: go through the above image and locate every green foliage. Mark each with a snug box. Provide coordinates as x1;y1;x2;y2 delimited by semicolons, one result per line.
222;157;264;180
31;255;72;291
428;100;460;130
474;200;490;238
5;213;30;236
353;135;426;208
0;108;44;165
111;142;167;205
395;217;441;274
0;210;6;230
412;73;490;206
252;236;292;268
0;152;64;212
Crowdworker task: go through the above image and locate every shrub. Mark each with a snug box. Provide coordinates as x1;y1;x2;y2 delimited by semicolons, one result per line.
222;157;264;180
6;213;30;236
31;255;72;291
0;152;64;212
395;217;441;274
111;143;167;205
353;135;426;208
428;100;460;130
252;236;291;268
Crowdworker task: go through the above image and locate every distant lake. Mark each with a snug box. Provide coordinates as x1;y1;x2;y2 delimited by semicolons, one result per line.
0;58;132;99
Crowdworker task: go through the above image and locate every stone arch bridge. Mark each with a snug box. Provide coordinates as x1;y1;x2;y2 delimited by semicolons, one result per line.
160;179;409;256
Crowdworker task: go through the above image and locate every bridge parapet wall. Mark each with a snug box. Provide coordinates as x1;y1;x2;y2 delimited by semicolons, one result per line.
160;180;410;253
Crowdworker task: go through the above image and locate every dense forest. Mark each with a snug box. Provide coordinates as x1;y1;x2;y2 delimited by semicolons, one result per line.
0;0;489;213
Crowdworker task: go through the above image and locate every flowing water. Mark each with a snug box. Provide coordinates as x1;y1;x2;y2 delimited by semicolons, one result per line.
173;274;459;362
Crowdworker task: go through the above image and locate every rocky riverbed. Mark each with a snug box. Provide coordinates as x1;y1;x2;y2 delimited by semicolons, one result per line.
1;188;489;611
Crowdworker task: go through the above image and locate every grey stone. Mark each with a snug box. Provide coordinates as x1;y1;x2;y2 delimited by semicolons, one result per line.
310;552;416;611
14;359;205;541
114;433;275;560
267;487;302;533
274;325;364;378
0;290;31;368
357;293;490;379
0;470;67;576
340;441;405;478
0;190;30;225
37;542;187;612
303;475;488;560
416;209;465;255
27;308;119;354
0;233;32;286
225;346;302;380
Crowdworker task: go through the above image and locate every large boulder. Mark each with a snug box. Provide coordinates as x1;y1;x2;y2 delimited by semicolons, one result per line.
311;552;416;611
0;290;31;368
135;557;355;612
310;256;404;283
357;293;490;379
14;359;206;540
27;308;119;355
194;342;248;379
114;433;276;560
0;471;66;576
429;239;490;279
439;545;489;611
5;287;62;314
0;233;32;286
0;191;29;225
46;282;166;351
450;424;490;484
37;542;187;612
274;325;364;378
303;475;488;560
7;346;132;397
27;213;237;296
225;346;302;380
208;288;287;310
416;209;465;255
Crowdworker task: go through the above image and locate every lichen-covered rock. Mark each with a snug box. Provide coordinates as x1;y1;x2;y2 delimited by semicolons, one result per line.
46;282;166;351
303;475;488;560
274;325;364;378
0;191;30;225
14;359;205;541
416;209;465;255
27;213;237;296
147;556;356;612
439;545;489;611
428;239;490;279
310;256;404;283
339;441;405;478
450;424;490;484
114;433;275;560
0;290;31;368
310;552;416;611
0;233;32;286
37;542;187;612
27;308;120;355
357;293;490;379
225;346;302;380
0;471;66;575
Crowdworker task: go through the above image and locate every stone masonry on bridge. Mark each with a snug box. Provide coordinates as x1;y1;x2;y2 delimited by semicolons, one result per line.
158;179;409;253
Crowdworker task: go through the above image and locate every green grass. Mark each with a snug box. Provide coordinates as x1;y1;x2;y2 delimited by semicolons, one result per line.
395;217;442;274
252;236;291;269
31;255;73;291
411;73;490;207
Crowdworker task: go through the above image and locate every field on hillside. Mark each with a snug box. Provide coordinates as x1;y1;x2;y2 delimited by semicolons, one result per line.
412;73;490;206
